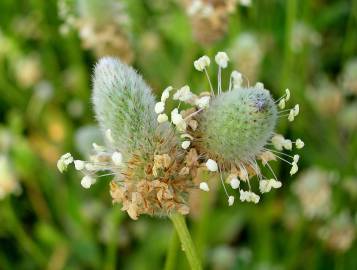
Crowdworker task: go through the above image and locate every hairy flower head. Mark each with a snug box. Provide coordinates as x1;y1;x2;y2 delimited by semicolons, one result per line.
198;86;277;163
58;52;304;219
92;57;159;156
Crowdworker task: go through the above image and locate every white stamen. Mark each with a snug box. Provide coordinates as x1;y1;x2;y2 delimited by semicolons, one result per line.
199;182;210;192
173;85;195;102
57;153;73;173
157;113;169;124
283;139;292;150
206;159;218;172
112;152;123;166
215;52;229;68
271;134;285;151
231;71;243;90
260;178;282;193
240;190;260;203
161;86;173;102
228;196;235;206
293;104;300;116
181;141;191;149
195;96;210;108
154;101;165;114
285;88;290;101
157;113;168;123
296;139;305;149
255;82;264;90
290;162;298;175
259;180;272;193
74;160;85;171
229;177;240;189
194;55;210;71
81;175;95;189
278;99;285;109
171;108;187;131
288;109;295;121
270;179;282;189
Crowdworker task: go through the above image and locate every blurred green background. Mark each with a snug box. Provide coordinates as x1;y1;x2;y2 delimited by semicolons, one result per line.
0;0;356;269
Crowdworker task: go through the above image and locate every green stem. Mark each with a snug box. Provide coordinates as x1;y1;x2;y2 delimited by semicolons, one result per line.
164;228;179;270
282;0;297;89
104;209;123;270
169;213;202;270
193;188;211;260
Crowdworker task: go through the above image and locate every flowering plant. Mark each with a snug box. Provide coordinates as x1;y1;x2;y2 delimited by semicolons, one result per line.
58;51;303;269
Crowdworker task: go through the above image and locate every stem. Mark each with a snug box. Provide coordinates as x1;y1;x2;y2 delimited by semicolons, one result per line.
281;0;297;89
169;213;202;270
192;191;211;260
164;229;179;270
104;209;123;270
